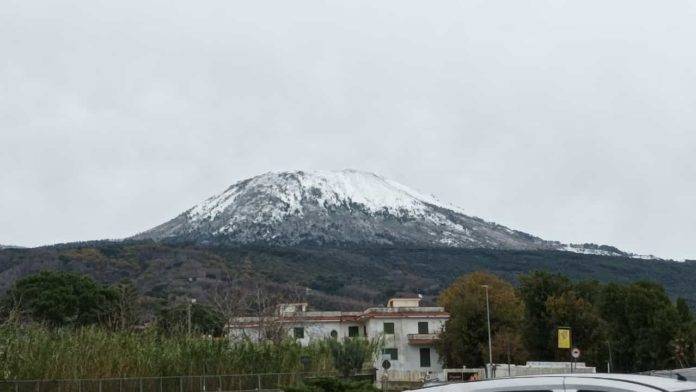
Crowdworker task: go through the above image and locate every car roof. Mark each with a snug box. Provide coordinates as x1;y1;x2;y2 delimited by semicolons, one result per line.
412;374;696;392
560;373;696;391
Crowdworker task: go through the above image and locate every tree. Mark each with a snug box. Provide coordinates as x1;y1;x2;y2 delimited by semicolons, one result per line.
545;290;607;365
285;378;379;392
107;279;141;330
3;271;117;327
210;271;247;326
673;297;696;367
437;271;525;367
329;338;379;377
230;256;310;343
676;298;693;325
517;271;572;360
157;302;225;336
490;328;528;365
598;281;681;372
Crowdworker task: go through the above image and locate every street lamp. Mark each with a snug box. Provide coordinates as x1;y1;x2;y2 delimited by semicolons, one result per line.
187;298;197;335
482;285;493;378
187;277;195;336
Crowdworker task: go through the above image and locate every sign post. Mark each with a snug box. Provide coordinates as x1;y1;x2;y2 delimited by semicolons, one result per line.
557;327;572;372
381;358;391;391
571;347;581;373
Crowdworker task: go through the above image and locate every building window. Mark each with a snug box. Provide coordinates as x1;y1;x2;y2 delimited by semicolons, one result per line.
383;348;398;360
293;327;304;339
330;330;338;339
348;326;359;337
418;322;429;334
420;348;431;367
383;322;395;334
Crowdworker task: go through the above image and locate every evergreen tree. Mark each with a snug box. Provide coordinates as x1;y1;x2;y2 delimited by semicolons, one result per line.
517;271;572;360
598;281;680;372
545;290;607;365
4;271;117;327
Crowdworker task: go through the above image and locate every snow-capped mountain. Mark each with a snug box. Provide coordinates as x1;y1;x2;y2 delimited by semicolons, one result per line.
0;244;23;250
132;169;639;255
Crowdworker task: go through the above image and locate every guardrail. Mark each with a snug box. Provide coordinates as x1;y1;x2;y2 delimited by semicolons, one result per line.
0;371;337;392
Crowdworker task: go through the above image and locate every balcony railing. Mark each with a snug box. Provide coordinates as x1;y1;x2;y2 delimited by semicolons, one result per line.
406;333;439;345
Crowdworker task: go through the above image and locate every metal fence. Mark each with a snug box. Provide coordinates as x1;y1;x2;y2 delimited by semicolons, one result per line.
0;371;338;392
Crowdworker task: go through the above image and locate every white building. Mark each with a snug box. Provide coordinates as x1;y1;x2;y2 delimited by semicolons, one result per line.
227;298;449;381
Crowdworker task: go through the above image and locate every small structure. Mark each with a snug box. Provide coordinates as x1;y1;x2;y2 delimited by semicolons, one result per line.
227;298;449;383
486;361;596;378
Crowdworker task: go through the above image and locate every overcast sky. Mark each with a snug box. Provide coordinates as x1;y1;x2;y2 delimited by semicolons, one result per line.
1;1;695;259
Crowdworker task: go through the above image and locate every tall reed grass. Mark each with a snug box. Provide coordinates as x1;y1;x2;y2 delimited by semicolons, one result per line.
0;323;338;381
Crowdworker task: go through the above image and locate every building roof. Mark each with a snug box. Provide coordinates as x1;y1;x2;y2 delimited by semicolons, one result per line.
228;301;448;328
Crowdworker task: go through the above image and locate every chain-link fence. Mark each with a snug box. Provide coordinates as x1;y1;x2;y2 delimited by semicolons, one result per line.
0;371;340;392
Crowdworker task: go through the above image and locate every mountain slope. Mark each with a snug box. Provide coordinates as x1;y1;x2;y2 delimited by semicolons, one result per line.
0;244;23;250
0;242;692;313
133;170;563;250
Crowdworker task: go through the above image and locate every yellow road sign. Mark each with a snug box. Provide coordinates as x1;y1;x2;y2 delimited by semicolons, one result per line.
558;328;571;349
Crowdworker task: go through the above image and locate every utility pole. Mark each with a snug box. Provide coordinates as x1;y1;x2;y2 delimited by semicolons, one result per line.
607;340;613;373
482;285;493;379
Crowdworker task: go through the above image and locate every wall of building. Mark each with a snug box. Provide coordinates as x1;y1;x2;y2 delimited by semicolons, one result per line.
292;320;365;345
228;318;365;345
366;315;446;381
226;302;450;383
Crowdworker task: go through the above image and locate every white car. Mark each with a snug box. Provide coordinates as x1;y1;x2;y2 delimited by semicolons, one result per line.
410;374;696;392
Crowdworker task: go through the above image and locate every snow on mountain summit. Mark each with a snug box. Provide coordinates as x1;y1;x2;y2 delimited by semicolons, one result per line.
134;169;541;248
188;169;462;224
132;169;640;257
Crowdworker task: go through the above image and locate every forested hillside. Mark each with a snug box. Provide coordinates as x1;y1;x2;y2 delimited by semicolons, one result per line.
1;240;695;315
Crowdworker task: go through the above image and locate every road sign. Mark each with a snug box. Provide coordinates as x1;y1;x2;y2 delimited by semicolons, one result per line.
558;327;571;349
571;347;581;359
382;360;391;370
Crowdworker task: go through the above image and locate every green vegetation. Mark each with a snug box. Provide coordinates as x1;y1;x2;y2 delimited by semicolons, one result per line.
0;272;380;382
3;266;696;381
437;272;527;367
2;271;117;327
329;338;381;377
2;241;696;314
157;303;225;337
438;271;696;372
0;323;357;381
286;377;379;392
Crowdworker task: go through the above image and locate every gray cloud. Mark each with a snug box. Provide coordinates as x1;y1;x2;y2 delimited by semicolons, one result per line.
1;0;694;259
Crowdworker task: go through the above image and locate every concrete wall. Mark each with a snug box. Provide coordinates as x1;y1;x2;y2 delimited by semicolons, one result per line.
487;362;596;378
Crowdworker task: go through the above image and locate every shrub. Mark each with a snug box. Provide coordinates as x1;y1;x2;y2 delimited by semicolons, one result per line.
286;377;379;392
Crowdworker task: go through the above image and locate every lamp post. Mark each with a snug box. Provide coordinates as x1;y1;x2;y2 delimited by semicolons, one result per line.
186;277;195;336
482;285;493;379
187;298;196;335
